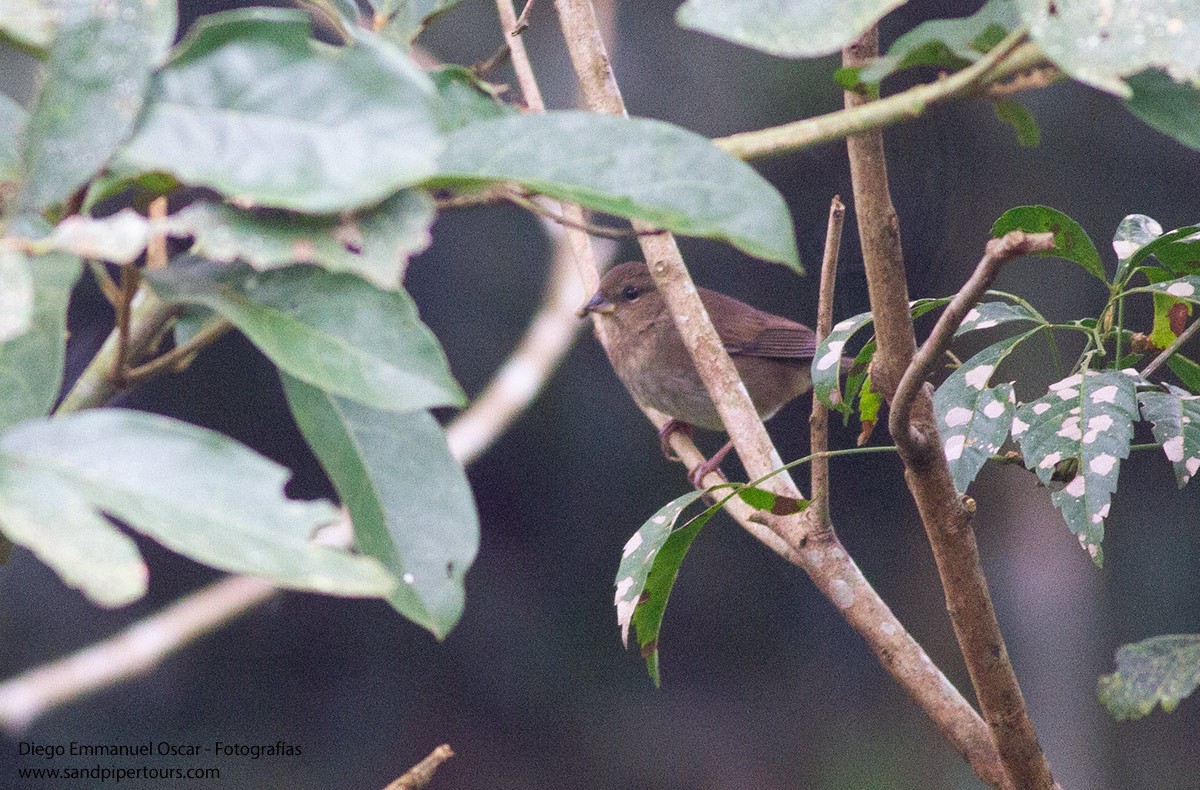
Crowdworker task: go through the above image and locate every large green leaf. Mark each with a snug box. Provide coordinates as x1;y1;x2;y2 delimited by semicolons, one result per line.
1138;386;1200;489
431;65;514;133
0;252;80;430
991;205;1107;283
0;92;26;189
1013;369;1141;565
114;9;442;213
432;111;801;270
615;490;713;686
1019;0;1200;96
283;375;478;638
1099;634;1200;720
0;409;397;606
148;258;465;413
1126;70;1200;152
0;249;33;342
169;193;435;290
16;0;176;214
676;0;907;59
0;0;55;53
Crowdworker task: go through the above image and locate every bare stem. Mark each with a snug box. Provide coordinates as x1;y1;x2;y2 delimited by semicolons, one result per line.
123;318;235;384
1142;318;1200;378
809;196;845;525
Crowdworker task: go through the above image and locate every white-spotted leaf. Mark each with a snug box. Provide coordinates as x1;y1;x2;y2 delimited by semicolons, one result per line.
615;490;713;686
1014;370;1140;565
954;300;1042;338
1099;634;1200;720
934;331;1039;491
1138;386;1200;489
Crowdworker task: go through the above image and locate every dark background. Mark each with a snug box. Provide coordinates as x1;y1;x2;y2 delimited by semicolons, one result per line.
3;1;1200;788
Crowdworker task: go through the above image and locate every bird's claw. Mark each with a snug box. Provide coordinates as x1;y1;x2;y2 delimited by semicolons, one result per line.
658;418;693;461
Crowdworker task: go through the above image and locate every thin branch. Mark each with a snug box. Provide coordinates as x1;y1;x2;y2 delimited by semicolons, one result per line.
889;230;1056;459
57;286;181;415
471;42;512;77
122;318;235;384
113;266;138;386
809;196;845;525
716;36;1041;162
503;191;640;239
88;261;121;306
383;744;455;790
512;0;536;34
1142;318;1200;378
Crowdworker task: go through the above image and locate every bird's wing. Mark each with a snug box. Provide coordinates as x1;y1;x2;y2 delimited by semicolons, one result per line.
698;287;818;361
727;325;817;360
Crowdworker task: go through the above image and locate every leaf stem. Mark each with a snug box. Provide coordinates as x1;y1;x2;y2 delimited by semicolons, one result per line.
122;318;234;384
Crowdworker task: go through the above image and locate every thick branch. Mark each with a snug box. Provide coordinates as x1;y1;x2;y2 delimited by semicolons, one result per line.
844;30;1056;790
383;744;454;790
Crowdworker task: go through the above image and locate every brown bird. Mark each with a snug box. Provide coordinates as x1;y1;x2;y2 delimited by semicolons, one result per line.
580;261;817;486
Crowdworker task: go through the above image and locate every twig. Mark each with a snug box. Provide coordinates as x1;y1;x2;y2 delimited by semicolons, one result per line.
88;261;121;306
552;3;1011;787
145;197;168;271
471;42;512;77
809;196;845;525
383;744;454;790
1142;318;1200;378
889;230;1056;459
503;191;639;239
113;266;139;386
846;28;1057;788
985;65;1062;98
122;318;235;384
512;0;536;34
716;35;1041;162
57;286;180;414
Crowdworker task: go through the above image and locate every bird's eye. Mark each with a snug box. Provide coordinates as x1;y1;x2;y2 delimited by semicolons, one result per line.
622;285;640;301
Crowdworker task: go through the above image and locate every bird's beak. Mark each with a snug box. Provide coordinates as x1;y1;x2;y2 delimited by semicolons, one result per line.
577;293;615;318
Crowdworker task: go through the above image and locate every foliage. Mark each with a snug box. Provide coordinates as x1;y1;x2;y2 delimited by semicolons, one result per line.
3;0;1200;739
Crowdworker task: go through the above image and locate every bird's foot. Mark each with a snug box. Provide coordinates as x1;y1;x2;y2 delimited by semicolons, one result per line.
658;419;693;461
688;439;735;489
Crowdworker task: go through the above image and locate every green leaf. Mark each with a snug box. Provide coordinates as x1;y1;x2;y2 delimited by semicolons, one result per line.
147;258;465;413
1126;70;1200;152
1098;634;1200;720
369;0;464;47
431;65;515;133
934;331;1039;492
993;100;1041;147
0;252;80;430
282;375;478;638
1117;224;1200;285
16;0;176;214
0;0;55;53
0;249;34;342
0;409;397;607
0;92;26;189
169;192;436;290
1167;354;1200;392
676;0;907;59
991;205;1107;283
1143;266;1187;349
114;9;442;213
1138;386;1200;489
858;0;1020;84
1013;369;1141;565
614;490;715;686
1019;0;1200;96
954;299;1042;337
432;111;801;270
